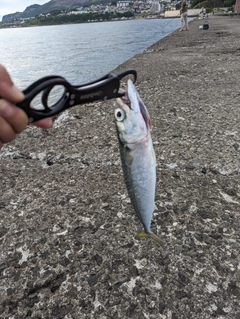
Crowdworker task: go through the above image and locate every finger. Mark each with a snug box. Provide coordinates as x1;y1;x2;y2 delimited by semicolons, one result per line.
33;118;53;129
0;100;28;134
0;65;24;102
0;117;17;144
0;65;13;85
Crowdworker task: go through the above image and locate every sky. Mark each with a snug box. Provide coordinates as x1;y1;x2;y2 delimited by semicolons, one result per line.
0;0;48;21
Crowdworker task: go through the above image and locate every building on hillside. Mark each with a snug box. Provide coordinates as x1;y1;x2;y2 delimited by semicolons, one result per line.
233;0;240;12
117;1;131;7
149;2;161;13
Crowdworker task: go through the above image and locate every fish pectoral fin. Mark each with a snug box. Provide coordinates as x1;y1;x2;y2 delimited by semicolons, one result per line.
154;204;158;211
124;145;133;166
135;230;162;243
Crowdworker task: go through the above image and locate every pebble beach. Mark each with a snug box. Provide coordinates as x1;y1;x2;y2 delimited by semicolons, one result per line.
0;15;240;319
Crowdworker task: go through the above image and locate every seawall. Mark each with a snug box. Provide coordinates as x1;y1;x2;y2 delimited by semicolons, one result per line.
0;16;240;318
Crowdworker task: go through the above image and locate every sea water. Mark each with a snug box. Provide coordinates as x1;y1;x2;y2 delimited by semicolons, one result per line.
0;19;180;89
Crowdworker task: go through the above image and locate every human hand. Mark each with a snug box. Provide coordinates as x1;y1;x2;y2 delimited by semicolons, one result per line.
0;65;53;149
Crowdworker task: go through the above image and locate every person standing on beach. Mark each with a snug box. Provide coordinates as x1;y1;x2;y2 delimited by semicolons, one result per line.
180;0;188;31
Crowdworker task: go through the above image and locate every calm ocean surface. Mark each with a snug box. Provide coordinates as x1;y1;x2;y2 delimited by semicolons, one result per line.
0;19;180;89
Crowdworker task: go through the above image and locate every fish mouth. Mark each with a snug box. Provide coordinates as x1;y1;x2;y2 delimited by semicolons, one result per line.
125;80;151;131
119;79;137;110
117;80;151;131
121;90;131;109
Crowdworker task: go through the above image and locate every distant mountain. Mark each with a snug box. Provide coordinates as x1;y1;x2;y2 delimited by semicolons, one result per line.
1;0;96;24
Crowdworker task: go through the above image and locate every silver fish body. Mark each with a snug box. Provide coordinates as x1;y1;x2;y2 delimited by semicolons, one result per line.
115;80;161;242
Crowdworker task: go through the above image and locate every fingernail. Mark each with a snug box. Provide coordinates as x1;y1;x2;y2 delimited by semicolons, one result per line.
0;102;15;117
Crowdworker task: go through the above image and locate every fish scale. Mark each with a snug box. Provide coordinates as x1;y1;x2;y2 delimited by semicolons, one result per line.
116;131;142;222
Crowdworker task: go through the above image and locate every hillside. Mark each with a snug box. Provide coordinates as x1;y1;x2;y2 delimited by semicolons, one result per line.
1;0;95;24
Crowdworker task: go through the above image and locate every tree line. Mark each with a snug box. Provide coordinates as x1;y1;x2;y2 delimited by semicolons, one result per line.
191;0;235;9
18;11;134;27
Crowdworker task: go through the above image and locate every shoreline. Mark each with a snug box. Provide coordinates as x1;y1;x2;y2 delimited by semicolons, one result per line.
1;16;240;318
0;15;182;29
0;15;161;29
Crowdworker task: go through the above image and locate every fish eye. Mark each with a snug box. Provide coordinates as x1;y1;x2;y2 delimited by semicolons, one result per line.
114;108;125;122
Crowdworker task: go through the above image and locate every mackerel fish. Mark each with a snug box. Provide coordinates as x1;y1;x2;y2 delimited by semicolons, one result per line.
114;79;161;243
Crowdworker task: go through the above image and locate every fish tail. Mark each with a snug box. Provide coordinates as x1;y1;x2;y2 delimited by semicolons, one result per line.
135;230;162;243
